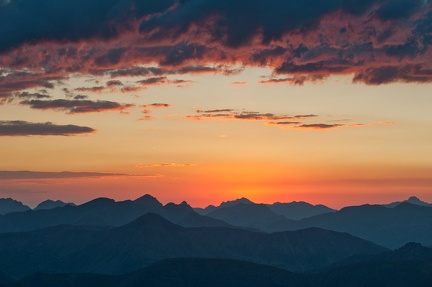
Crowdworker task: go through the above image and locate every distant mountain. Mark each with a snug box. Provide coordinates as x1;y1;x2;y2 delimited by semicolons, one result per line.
386;196;432;208
0;195;230;233
195;197;254;215
0;213;386;279
195;197;335;220
0;198;30;215
34;200;76;210
267;201;336;220
289;202;432;248
206;203;294;232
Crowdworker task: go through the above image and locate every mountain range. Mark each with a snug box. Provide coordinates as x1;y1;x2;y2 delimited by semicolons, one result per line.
0;194;431;286
1;195;432;249
5;243;432;287
0;213;386;279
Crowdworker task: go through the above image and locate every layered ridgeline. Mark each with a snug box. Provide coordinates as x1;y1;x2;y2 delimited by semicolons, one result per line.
6;243;432;287
0;213;385;279
1;195;432;248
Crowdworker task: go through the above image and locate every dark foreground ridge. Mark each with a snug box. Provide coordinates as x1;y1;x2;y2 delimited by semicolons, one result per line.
6;254;432;287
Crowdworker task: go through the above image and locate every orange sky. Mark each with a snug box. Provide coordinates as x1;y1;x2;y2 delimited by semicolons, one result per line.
1;1;432;208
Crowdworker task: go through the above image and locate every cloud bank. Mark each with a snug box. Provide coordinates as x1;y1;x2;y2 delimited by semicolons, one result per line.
0;1;429;95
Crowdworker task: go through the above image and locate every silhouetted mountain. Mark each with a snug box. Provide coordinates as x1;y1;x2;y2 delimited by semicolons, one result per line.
9;255;432;287
207;203;294;232
290;202;432;248
34;200;75;210
0;271;12;285
0;195;230;233
195;197;254;215
0;213;386;279
122;258;303;287
386;196;432;208
333;242;432;268
0;199;30;215
195;198;334;220
267;201;336;220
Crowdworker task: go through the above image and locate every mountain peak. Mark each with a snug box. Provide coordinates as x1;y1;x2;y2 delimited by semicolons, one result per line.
0;198;31;215
134;194;162;206
219;197;254;209
408;196;420;201
34;199;74;211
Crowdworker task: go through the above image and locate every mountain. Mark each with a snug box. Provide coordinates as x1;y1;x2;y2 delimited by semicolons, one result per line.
0;271;12;286
34;200;76;210
290;202;432;249
195;197;335;220
386;196;432;208
9;253;432;287
267;201;336;220
195;197;254;215
0;213;386;279
0;198;30;215
0;195;230;233
206;203;294;232
118;258;303;287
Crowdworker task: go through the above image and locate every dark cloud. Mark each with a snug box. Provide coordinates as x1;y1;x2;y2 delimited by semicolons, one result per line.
106;80;123;87
14;92;51;99
20;99;134;114
0;170;127;180
0;71;63;101
141;103;172;108
75;86;105;92
0;120;95;136
187;109;319;122
137;76;169;86
0;0;431;87
73;95;88;100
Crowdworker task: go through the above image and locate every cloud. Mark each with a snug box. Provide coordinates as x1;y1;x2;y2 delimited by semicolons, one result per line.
187;109;318;122
0;120;95;136
144;163;198;168
20;99;134;114
185;108;393;131
0;170;127;180
141;103;172;108
14;92;51;99
0;0;431;88
106;80;123;87
75;86;105;93
231;82;247;85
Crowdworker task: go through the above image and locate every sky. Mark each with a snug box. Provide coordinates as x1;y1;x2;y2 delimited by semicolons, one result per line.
1;0;432;208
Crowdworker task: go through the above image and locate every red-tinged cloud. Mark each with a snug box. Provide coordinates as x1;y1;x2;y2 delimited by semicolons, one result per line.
186;108;392;131
231;82;247;85
20;99;134;114
0;120;95;136
0;0;431;96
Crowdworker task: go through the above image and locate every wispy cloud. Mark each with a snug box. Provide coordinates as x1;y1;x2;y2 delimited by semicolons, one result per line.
0;170;161;180
141;163;198;168
185;108;394;131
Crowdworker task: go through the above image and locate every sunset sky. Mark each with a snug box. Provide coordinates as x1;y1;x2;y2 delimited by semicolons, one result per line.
1;0;432;208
